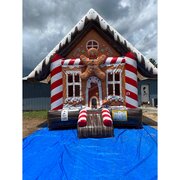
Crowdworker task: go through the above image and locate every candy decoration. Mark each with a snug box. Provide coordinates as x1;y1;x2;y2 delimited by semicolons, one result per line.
124;53;138;108
80;48;106;80
61;58;83;66
78;109;87;127
102;108;113;126
60;57;126;67
50;53;63;110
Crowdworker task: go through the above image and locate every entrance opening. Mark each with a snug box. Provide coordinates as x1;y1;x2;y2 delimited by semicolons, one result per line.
86;76;102;108
88;83;99;108
91;97;97;109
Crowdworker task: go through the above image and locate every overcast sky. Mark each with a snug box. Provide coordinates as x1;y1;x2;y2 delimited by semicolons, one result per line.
23;0;157;76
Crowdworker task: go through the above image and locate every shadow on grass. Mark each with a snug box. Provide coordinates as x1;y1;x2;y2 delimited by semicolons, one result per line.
143;115;157;127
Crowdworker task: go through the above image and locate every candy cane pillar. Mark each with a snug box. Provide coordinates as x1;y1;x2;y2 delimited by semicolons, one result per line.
50;54;63;110
78;109;87;127
124;52;138;108
102;108;113;126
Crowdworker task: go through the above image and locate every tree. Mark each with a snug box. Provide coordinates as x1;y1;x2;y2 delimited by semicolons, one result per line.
149;58;158;68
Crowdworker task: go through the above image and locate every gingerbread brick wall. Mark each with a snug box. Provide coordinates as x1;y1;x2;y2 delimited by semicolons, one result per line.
66;29;121;59
62;65;126;107
63;28;126;107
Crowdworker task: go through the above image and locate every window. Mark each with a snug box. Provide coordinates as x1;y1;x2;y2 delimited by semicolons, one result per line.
106;70;122;96
86;40;99;50
66;71;81;98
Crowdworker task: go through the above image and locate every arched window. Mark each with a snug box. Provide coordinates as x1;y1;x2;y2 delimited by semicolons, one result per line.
86;40;99;50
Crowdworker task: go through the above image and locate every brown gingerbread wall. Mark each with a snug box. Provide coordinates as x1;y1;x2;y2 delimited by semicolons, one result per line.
63;28;126;107
62;65;126;107
66;29;121;59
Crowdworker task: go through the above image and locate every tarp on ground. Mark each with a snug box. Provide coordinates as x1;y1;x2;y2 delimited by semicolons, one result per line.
23;126;157;180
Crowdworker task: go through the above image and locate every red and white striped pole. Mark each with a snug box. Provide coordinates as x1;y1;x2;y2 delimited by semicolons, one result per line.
124;52;138;108
102;108;113;126
50;53;64;110
78;109;87;127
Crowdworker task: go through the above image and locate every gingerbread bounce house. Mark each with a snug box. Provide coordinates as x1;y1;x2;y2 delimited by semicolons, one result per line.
24;9;157;138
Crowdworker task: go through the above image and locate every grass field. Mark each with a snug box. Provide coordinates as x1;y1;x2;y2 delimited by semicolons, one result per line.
23;110;48;120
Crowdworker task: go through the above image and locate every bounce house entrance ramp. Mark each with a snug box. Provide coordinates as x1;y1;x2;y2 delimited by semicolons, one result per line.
78;109;114;138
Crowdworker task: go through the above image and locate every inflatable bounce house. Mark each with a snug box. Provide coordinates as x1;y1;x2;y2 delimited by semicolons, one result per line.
24;9;157;138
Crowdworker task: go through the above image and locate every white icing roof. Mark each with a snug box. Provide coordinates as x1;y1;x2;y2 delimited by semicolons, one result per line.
25;8;157;81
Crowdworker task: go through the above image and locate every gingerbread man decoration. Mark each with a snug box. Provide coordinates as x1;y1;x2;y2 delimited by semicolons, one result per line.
80;48;106;80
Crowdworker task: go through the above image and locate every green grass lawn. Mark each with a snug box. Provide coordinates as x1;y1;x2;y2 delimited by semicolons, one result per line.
23;110;48;120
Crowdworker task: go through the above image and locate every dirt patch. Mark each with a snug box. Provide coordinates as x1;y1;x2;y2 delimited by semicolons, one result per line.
143;112;157;129
142;107;158;129
23;118;48;138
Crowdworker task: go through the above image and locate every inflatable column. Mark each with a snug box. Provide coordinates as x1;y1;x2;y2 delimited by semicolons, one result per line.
102;108;113;126
50;54;63;110
124;52;138;108
78;109;87;127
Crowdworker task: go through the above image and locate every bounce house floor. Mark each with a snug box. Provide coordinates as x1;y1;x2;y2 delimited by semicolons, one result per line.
23;125;157;180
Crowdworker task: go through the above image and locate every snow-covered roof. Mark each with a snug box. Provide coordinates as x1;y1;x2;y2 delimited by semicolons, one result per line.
25;8;157;81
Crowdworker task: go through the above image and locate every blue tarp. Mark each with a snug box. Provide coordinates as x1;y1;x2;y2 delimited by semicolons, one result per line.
23;126;157;180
